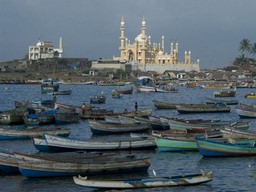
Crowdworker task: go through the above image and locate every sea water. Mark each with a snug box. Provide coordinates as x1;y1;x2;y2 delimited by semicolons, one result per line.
0;83;256;192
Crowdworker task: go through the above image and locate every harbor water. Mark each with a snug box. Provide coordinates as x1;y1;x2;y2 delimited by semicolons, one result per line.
0;83;256;192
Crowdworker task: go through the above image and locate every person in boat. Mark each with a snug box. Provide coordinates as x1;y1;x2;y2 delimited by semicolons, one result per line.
135;102;138;111
124;108;128;113
81;103;86;114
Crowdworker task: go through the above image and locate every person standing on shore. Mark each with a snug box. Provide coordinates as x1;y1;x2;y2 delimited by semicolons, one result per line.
135;102;138;111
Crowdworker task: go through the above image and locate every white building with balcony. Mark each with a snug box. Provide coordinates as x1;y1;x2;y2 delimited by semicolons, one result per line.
28;37;63;61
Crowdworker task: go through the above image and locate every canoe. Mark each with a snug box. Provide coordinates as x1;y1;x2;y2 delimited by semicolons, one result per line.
205;97;238;105
73;171;213;189
88;120;151;135
0;150;19;174
0;127;71;140
15;152;151;177
152;100;180;109
195;137;256;157
236;103;256;118
33;134;156;152
176;103;231;114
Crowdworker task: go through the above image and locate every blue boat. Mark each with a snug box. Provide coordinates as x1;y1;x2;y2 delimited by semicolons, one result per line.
0;151;19;174
195;137;256;157
15;152;151;177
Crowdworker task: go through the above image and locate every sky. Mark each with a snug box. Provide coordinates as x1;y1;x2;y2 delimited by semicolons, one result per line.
0;0;256;70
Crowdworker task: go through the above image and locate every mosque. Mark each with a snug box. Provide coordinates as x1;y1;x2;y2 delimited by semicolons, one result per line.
113;17;200;72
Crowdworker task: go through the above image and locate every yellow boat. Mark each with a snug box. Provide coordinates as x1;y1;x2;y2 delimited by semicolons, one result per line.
245;93;256;98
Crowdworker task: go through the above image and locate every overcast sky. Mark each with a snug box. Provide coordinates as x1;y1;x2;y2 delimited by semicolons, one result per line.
1;0;256;69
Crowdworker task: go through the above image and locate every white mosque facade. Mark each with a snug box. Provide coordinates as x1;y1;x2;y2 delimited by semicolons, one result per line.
28;37;63;61
113;17;200;73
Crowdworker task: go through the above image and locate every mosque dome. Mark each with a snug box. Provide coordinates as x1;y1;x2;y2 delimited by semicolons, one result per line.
158;50;164;55
135;33;147;42
36;41;43;46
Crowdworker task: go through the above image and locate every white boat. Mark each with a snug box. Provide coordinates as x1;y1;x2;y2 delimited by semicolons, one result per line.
33;134;156;152
137;85;156;92
73;170;213;189
236;103;256;118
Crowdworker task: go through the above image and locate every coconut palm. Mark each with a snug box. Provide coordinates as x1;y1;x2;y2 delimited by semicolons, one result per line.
239;39;251;54
250;43;256;55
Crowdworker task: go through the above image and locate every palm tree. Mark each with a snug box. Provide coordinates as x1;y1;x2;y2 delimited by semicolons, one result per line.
250;43;256;55
239;39;251;63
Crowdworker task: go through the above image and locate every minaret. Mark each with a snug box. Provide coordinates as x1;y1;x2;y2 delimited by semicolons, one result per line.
141;16;146;64
59;37;63;49
170;42;174;55
120;16;125;60
162;36;164;53
59;37;63;58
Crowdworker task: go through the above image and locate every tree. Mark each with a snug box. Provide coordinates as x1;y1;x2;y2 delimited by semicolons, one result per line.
251;43;256;55
239;38;251;57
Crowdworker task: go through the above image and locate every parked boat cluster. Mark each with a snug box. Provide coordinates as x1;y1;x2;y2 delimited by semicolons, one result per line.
3;77;256;189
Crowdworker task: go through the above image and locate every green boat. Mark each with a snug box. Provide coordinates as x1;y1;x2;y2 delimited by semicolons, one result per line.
155;135;198;152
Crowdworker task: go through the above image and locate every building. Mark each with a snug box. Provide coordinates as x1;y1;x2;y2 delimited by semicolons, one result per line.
28;37;63;61
113;17;200;73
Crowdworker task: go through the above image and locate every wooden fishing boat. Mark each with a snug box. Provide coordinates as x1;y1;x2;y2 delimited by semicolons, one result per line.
98;81;127;86
186;82;197;88
214;88;236;97
245;92;256;99
55;111;79;124
50;89;72;95
176;103;231;114
137;85;156;92
41;78;59;93
111;90;123;99
155;85;178;93
33;134;156;152
205;97;238;105
195;137;256;157
24;109;56;126
115;86;133;94
90;95;106;104
148;116;170;130
152;99;180;109
73;170;213;189
168;118;249;132
0;127;71;140
0;150;19;174
15;152;151;177
201;83;231;89
236;103;256;118
0;104;28;125
54;102;78;113
88;120;151;135
220;127;256;139
80;108;152;120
